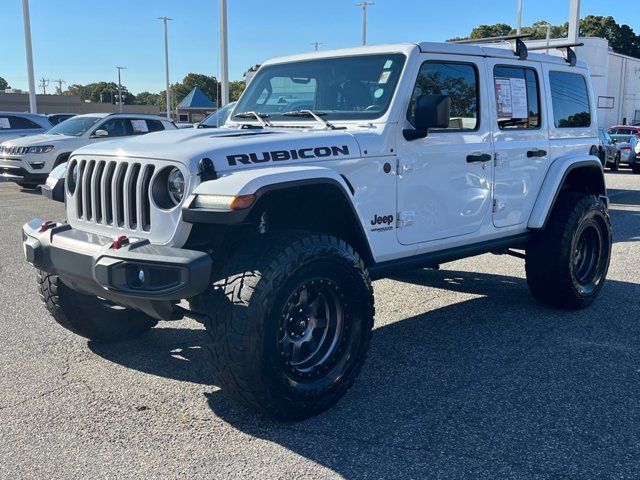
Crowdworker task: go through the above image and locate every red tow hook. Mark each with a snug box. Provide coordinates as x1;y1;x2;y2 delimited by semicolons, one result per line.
38;220;56;233
111;235;130;250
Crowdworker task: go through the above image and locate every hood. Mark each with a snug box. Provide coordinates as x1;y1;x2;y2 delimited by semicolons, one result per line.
1;133;77;147
73;127;362;173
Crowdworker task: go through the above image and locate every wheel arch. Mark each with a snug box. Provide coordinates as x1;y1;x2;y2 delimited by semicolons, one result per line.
528;156;607;230
183;167;375;265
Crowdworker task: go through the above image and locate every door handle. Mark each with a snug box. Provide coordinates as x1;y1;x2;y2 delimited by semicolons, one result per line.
527;149;547;158
466;153;492;163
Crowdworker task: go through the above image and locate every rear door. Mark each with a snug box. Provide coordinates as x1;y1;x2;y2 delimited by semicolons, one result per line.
485;59;549;228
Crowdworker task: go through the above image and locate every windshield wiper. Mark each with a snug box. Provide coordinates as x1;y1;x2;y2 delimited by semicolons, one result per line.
233;111;271;127
282;110;340;130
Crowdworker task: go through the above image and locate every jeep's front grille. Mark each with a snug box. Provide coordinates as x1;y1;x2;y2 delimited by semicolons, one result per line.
69;159;155;231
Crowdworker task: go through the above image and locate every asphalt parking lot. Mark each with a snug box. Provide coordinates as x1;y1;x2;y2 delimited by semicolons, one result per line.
1;171;639;479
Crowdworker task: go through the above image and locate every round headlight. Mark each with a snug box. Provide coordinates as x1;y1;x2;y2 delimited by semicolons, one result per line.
68;162;78;194
167;168;185;205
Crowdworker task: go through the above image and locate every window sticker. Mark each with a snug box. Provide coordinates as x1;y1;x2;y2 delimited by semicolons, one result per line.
378;70;391;84
495;77;528;119
131;119;149;133
509;77;528;119
374;88;384;99
384;59;393;69
0;117;10;129
495;78;513;118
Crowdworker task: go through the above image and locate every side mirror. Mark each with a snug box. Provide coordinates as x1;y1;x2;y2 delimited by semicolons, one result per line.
93;129;108;138
404;94;451;141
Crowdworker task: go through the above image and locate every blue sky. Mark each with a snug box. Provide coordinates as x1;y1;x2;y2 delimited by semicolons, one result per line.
1;0;635;95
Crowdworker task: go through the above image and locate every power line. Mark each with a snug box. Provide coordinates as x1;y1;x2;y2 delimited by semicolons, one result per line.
311;41;323;51
355;2;374;46
53;78;65;94
38;77;49;95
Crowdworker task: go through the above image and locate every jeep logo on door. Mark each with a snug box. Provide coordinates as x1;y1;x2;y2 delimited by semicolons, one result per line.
226;145;350;166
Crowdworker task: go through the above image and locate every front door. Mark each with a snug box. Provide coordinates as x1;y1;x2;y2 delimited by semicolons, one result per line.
485;59;550;227
396;55;493;245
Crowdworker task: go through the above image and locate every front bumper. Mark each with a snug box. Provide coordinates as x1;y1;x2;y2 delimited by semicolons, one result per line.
0;165;48;185
22;219;213;319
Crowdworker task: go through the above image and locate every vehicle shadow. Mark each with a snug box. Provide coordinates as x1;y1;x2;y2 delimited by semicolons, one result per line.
90;268;640;478
607;188;640;243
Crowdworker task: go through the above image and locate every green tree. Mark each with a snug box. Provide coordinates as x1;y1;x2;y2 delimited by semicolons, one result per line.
470;23;513;39
0;77;9;90
229;80;246;102
580;15;640;57
135;91;161;106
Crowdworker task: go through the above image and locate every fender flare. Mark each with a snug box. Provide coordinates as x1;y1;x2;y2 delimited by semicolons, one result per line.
528;154;606;230
183;165;359;225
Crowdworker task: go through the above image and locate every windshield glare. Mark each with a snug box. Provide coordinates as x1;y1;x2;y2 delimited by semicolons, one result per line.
47;116;101;136
234;54;406;122
200;102;235;127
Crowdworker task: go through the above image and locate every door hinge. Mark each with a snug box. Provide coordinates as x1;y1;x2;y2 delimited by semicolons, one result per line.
397;211;415;228
493;199;506;213
397;158;414;176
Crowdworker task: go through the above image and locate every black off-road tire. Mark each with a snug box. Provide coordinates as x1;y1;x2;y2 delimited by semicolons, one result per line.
191;232;375;421
38;271;157;342
526;192;611;309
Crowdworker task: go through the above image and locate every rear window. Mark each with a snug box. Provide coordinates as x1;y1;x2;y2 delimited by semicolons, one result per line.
549;71;591;128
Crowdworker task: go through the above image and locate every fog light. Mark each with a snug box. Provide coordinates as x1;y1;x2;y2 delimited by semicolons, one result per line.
29;162;45;170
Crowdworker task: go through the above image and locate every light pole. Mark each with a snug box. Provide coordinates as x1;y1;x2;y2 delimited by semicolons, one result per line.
355;2;374;46
568;0;581;44
311;42;323;51
116;66;126;113
21;0;37;113
517;0;523;34
158;17;172;119
220;0;229;107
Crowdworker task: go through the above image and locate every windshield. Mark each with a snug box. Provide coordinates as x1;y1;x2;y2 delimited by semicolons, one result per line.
47;116;101;136
199;102;236;128
234;54;406;122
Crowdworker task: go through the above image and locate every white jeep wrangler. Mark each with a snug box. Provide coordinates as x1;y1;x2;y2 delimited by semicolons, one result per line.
23;38;611;420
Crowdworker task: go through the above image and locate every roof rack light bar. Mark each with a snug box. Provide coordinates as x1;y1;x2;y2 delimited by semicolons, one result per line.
527;42;583;66
452;34;531;60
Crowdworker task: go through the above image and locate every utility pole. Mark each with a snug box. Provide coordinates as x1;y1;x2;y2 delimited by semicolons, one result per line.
220;0;229;107
38;78;49;95
311;42;323;51
516;0;523;34
568;0;581;44
116;66;126;113
53;78;65;95
355;2;374;46
21;0;37;113
545;22;552;53
158;16;172;119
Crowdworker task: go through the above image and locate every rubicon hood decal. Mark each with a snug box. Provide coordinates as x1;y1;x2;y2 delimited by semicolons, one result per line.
227;145;350;166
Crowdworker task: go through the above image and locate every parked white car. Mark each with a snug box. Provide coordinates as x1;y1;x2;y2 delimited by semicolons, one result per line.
0;113;176;188
0;112;53;143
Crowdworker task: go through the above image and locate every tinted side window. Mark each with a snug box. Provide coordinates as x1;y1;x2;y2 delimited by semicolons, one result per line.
408;62;479;131
5;116;42;130
145;119;165;132
549;71;591;128
493;66;540;129
99;119;131;137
